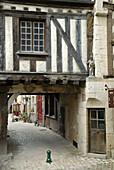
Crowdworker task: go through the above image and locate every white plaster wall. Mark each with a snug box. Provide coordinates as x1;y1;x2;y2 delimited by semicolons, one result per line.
36;61;46;72
86;78;109;107
70;19;80;72
19;60;30;72
5;16;13;71
95;0;108;12
1;2;89;14
93;16;108;77
51;21;57;72
86;78;114;107
2;3;48;12
58;19;68;72
81;19;87;70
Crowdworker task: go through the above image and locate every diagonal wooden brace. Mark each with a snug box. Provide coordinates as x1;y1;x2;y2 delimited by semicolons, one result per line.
52;17;86;73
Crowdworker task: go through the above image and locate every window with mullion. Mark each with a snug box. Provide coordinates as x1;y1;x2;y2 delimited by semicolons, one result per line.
20;21;44;52
21;21;32;51
33;22;44;52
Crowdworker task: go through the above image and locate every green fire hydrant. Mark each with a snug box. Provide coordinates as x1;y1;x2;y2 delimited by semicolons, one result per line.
46;150;52;163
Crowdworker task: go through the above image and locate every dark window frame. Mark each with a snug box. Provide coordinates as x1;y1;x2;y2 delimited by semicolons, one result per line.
19;18;46;53
45;95;58;120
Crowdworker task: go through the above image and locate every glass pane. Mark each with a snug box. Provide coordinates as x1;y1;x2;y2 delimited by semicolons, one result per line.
27;22;31;27
91;120;97;129
98;121;104;129
22;46;25;51
21;22;25;27
34;29;38;33
39;47;43;51
34;47;38;51
27;46;31;51
39;35;43;39
34;35;38;39
34;41;38;45
39;41;43;45
91;111;97;119
98;111;104;119
39;23;43;28
39;29;43;34
22;40;25;45
22;28;25;33
21;34;25;39
27;40;31;45
27;34;31;39
34;23;38;27
27;28;31;33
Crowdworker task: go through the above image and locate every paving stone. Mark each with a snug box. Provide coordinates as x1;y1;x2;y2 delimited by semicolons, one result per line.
0;115;114;170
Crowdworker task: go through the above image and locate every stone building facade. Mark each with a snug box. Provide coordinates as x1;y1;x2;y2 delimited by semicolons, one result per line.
0;0;114;159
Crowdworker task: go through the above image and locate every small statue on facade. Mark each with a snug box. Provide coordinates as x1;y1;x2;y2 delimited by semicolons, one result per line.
87;55;95;76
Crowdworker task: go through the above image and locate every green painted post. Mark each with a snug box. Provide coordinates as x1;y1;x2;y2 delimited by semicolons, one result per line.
46;150;52;163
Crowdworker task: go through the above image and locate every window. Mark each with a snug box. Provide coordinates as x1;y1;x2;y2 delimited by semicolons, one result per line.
20;21;44;52
50;95;54;116
45;95;48;115
90;110;105;130
45;95;58;119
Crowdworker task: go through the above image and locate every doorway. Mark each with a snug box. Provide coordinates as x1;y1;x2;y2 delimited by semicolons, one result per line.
88;109;106;154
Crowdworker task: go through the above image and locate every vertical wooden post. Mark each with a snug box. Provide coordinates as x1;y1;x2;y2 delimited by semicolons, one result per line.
107;10;113;75
0;92;8;155
87;12;94;61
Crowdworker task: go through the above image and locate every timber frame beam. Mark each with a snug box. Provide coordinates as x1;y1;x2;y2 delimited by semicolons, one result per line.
0;0;95;9
52;17;87;73
0;71;88;86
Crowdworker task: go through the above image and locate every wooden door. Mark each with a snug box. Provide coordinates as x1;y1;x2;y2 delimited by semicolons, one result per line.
36;95;43;126
89;109;106;154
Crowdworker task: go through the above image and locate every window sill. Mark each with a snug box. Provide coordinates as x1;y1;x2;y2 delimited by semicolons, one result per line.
45;115;50;118
17;51;48;60
45;115;56;120
50;115;56;119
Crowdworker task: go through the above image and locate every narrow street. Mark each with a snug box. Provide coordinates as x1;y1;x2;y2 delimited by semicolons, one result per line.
0;115;114;170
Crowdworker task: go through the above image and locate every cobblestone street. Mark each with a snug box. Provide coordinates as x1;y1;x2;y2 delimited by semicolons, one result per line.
0;115;114;170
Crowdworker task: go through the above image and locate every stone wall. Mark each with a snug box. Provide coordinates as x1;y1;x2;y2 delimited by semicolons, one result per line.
86;77;114;158
93;0;108;77
58;92;87;154
45;116;58;132
86;0;114;158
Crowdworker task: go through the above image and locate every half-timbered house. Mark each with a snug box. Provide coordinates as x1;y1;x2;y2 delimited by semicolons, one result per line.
0;0;114;159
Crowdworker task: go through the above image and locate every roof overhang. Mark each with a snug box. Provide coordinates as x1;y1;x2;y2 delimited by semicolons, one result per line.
0;71;88;86
0;0;95;8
